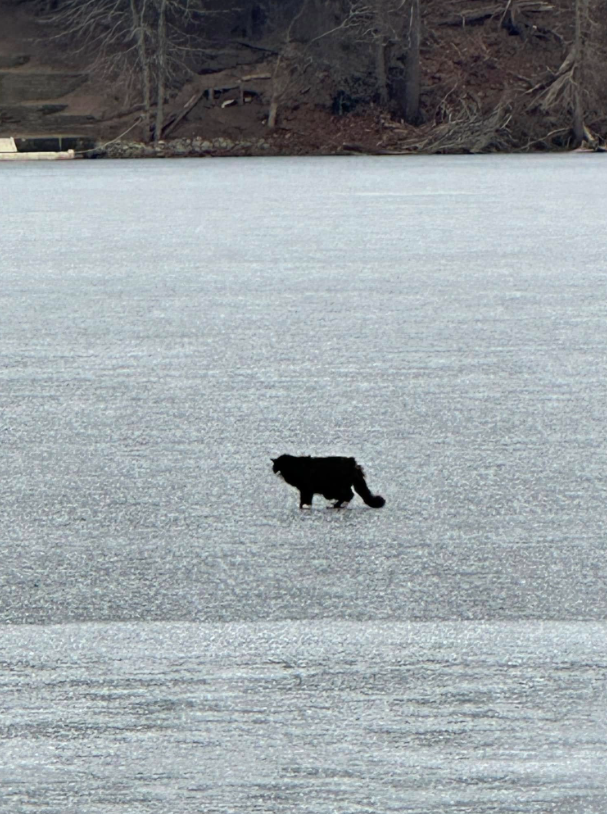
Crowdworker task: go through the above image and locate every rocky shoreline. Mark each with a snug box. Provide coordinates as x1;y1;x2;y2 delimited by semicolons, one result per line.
93;136;273;159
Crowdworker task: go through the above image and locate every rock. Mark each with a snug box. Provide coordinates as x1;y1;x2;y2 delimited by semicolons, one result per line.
99;135;275;158
172;139;191;155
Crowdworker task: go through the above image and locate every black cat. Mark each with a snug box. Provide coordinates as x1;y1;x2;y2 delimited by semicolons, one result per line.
272;455;385;509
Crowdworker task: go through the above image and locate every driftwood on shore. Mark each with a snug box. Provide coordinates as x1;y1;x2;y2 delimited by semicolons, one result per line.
159;62;273;139
341;142;411;156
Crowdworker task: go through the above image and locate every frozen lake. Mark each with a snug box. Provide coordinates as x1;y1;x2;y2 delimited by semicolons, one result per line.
2;154;607;812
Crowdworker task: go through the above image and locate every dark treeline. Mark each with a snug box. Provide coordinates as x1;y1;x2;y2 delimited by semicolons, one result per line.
28;0;607;150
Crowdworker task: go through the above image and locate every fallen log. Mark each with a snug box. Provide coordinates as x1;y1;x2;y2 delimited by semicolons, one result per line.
441;1;553;27
161;90;204;139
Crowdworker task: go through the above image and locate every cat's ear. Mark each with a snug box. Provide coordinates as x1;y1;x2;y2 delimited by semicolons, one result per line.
271;458;277;463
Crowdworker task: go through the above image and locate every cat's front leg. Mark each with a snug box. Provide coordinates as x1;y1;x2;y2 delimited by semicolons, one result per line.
299;490;313;508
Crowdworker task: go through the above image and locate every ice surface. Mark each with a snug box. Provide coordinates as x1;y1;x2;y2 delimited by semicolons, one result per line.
1;154;607;811
1;621;606;813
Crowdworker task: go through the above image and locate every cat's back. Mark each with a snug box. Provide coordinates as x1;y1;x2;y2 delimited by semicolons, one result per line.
305;456;357;482
274;454;357;484
311;455;356;469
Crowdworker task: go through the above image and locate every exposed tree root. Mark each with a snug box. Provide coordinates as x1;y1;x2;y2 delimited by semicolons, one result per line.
381;94;514;153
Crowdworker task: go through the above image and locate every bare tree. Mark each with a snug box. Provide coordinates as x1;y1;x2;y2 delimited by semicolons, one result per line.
527;0;606;146
350;0;422;123
267;4;305;130
374;0;389;105
151;0;227;140
46;0;229;142
45;0;138;92
263;0;423;126
129;0;152;135
266;0;361;128
402;0;421;124
154;0;168;142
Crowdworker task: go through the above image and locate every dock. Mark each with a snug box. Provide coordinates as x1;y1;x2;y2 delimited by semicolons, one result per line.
0;136;75;160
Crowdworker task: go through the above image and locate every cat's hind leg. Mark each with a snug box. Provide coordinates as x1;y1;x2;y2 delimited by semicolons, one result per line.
332;487;354;508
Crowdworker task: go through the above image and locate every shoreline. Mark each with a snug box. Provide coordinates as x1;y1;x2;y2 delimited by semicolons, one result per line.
88;137;604;159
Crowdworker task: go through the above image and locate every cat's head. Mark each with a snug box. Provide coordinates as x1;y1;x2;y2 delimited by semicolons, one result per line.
271;455;286;474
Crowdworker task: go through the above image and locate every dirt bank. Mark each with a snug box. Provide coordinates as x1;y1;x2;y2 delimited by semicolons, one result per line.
1;0;606;154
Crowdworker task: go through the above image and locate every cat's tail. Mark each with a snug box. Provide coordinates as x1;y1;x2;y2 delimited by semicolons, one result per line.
352;464;385;508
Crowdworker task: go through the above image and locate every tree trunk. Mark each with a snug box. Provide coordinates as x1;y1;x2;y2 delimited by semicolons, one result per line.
267;0;309;129
154;0;167;144
267;99;279;128
389;0;422;124
129;0;152;140
375;0;389;106
403;0;421;124
571;0;586;144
